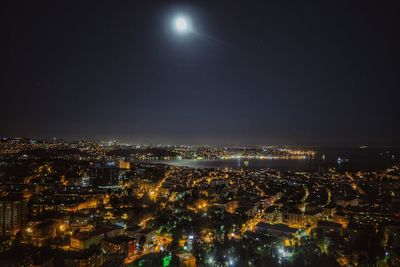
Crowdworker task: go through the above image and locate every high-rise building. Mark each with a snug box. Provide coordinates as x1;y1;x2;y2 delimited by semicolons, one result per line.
0;196;27;236
90;164;119;186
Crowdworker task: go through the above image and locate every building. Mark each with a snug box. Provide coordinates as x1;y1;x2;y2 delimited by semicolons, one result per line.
282;209;304;226
64;247;104;267
101;236;135;257
70;227;123;250
70;231;104;250
0;196;27;236
70;213;92;231
126;227;156;251
91;165;120;186
118;160;131;170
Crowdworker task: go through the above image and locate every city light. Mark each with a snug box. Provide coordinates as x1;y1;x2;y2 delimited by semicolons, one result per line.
0;139;398;266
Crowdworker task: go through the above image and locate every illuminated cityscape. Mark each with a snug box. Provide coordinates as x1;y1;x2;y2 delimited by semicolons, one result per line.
0;138;399;266
1;1;400;267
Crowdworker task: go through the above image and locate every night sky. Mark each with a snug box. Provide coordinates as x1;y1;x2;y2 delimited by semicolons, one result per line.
1;1;399;145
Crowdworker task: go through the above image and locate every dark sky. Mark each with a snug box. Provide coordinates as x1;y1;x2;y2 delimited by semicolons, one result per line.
1;1;399;145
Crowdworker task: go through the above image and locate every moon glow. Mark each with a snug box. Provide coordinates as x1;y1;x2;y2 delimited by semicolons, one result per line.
175;17;189;33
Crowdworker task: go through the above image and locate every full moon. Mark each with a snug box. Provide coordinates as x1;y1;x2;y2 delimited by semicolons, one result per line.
175;17;188;32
